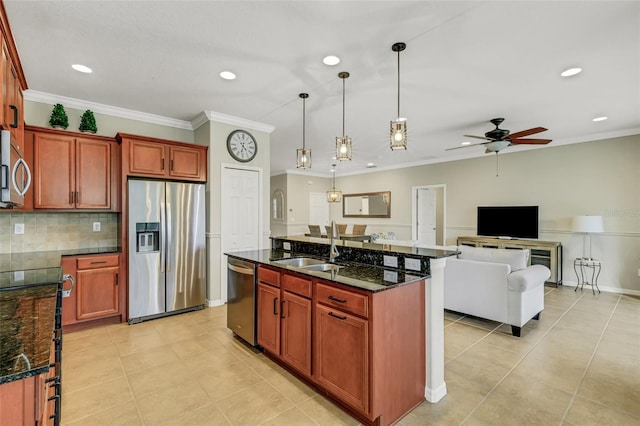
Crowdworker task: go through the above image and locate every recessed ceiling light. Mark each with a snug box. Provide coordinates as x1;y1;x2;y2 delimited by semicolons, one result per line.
220;71;236;80
560;67;582;77
366;162;375;168
329;167;336;172
461;142;471;146
323;55;340;66
72;64;92;73
592;116;608;122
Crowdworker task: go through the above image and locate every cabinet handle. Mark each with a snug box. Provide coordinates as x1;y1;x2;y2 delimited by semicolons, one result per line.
280;300;286;319
170;159;174;171
70;191;74;204
9;105;17;128
76;191;79;204
328;295;347;304
273;297;278;315
115;273;119;285
328;312;347;321
90;261;107;264
161;158;165;170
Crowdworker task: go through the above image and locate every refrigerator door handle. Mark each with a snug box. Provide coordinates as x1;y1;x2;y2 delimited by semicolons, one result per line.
160;198;166;273
166;202;172;273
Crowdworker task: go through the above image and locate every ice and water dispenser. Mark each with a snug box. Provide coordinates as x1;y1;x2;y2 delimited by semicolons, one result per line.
135;222;160;253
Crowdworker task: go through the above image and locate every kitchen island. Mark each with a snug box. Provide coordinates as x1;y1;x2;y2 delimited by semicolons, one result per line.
227;238;456;426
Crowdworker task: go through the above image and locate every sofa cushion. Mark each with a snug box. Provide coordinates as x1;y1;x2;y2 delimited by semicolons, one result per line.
458;245;529;271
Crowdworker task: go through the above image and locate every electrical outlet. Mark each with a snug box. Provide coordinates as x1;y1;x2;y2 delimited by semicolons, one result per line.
14;223;24;234
14;270;24;281
93;222;101;232
405;258;421;271
383;255;398;268
383;270;398;283
283;242;291;251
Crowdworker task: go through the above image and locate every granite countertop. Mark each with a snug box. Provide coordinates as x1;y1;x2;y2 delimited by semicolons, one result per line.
0;280;59;385
226;249;427;293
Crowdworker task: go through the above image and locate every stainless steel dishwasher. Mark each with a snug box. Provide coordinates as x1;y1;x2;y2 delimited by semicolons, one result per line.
226;257;257;345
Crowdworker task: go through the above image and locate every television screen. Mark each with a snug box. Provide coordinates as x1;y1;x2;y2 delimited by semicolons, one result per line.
477;206;539;239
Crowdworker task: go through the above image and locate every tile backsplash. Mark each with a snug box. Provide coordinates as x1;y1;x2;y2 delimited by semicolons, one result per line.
0;212;119;254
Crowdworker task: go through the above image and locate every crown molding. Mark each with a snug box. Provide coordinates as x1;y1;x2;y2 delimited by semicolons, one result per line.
24;90;193;130
195;110;275;134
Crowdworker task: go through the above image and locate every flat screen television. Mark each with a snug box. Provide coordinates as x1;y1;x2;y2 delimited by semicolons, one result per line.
477;206;539;239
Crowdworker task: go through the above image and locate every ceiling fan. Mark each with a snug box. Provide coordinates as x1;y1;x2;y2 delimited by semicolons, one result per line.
448;118;552;154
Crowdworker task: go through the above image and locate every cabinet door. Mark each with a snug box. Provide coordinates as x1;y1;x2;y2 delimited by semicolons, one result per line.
256;282;280;354
75;138;111;209
76;266;120;320
169;145;205;180
34;134;75;209
128;140;166;177
314;303;369;414
281;291;312;377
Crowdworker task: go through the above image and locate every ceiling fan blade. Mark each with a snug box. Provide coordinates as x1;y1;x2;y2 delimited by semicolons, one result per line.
510;138;552;145
463;134;492;141
507;127;547;139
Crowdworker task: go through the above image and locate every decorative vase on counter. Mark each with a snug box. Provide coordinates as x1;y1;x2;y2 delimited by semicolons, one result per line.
48;103;69;130
79;109;98;133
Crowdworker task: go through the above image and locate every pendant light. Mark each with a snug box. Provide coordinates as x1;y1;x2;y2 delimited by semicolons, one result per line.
296;93;312;169
390;42;407;150
336;71;352;161
326;164;342;202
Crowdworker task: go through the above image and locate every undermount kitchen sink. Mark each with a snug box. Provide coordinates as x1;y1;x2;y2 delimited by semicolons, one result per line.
272;257;342;272
300;263;342;272
272;257;325;267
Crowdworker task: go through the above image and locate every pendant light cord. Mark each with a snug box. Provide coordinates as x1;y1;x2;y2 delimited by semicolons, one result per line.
397;49;401;118
342;77;346;136
302;97;306;149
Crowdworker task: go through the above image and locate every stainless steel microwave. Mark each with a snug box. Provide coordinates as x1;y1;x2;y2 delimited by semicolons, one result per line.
0;130;31;208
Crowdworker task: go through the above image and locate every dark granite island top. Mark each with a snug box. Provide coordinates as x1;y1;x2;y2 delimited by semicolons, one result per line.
226;249;427;292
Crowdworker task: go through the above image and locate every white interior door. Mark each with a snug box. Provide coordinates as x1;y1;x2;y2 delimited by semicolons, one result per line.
221;166;260;302
417;188;436;245
309;192;330;229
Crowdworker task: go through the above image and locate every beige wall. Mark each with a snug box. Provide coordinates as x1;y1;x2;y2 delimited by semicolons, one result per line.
273;135;640;294
25;100;193;143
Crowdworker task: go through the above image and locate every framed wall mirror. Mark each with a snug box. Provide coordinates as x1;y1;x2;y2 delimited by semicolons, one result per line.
343;191;391;218
272;189;285;221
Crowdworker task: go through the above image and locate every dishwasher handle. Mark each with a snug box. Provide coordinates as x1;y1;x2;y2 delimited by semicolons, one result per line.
228;263;255;275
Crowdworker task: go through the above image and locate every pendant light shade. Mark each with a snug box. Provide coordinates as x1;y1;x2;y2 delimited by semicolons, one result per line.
326;165;342;202
390;42;407;150
336;72;352;161
296;93;311;169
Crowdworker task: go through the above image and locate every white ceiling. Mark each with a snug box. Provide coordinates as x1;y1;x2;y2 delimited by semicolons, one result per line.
5;1;639;176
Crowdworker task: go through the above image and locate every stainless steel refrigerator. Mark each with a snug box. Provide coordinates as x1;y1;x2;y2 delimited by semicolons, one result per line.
128;179;206;323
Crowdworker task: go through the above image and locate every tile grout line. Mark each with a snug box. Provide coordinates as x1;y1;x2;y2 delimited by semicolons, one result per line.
459;288;587;425
559;294;622;424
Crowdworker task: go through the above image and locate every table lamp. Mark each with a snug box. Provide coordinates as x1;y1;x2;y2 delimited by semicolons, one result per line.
572;215;604;260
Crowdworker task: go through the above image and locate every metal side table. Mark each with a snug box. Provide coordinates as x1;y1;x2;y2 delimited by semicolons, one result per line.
574;258;602;294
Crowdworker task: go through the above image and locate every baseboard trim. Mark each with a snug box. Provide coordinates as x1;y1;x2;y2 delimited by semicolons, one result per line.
425;382;447;403
561;280;640;296
206;299;225;307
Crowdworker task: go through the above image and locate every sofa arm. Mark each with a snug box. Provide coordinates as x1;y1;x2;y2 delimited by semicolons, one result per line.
508;265;551;292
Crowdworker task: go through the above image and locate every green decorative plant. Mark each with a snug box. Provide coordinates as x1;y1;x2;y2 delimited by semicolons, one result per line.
49;103;69;129
79;109;98;133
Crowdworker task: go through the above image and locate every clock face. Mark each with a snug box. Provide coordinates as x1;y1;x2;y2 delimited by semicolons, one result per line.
227;130;257;162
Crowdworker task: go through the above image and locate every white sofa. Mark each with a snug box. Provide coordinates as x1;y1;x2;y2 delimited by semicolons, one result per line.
444;245;551;337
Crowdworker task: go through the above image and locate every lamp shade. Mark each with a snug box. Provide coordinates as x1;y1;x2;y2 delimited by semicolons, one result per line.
572;216;604;233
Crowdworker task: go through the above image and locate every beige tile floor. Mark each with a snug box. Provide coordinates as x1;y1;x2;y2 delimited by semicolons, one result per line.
60;286;640;425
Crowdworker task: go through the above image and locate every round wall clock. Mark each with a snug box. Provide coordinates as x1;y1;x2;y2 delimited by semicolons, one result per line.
226;130;257;162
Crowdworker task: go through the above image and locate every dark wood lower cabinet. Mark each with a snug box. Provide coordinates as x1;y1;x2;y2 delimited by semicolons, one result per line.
256;263;426;426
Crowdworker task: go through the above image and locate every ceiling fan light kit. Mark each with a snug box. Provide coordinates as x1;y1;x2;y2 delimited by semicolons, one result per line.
390;42;408;150
336;71;352;161
296;93;312;169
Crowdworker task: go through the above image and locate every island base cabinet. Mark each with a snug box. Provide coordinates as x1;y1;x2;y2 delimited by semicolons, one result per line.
314;303;369;415
280;291;312;376
0;377;36;425
256;282;280;354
